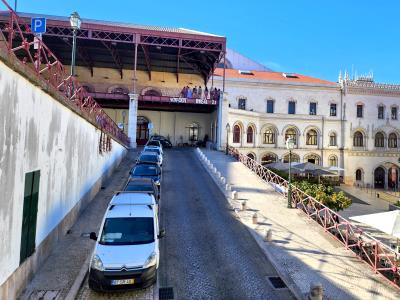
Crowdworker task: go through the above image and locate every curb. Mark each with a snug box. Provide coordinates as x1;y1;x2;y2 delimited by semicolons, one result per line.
195;148;305;300
65;255;91;300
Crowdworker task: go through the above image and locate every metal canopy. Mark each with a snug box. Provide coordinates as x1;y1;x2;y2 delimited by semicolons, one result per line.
0;12;226;83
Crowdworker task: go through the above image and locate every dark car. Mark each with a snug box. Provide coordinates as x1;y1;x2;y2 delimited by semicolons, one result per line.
150;136;172;148
130;164;161;187
124;178;160;201
136;153;161;167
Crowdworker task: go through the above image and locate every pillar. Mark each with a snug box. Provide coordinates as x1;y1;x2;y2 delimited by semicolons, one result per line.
384;168;389;190
128;93;138;148
218;92;229;150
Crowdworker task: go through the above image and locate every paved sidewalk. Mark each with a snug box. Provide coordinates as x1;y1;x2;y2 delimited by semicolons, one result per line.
338;185;399;247
339;185;390;219
202;149;400;300
19;150;147;300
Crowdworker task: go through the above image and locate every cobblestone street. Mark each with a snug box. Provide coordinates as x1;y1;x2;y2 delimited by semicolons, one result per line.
77;148;293;299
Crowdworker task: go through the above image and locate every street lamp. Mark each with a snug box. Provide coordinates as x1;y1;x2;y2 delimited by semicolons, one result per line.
225;123;231;155
286;137;295;208
69;12;81;77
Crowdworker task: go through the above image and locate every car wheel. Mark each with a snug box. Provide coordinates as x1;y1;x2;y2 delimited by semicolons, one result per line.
88;280;102;292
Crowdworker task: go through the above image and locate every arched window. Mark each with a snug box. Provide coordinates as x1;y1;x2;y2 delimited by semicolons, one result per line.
285;128;297;145
329;155;338;167
306;129;317;145
329;132;337;146
353;131;364;147
388;133;398;148
263;128;275;144
82;85;93;93
261;153;277;165
375;132;384;148
247;153;256;160
144;89;162;96
356;169;362;181
283;153;300;163
111;86;128;94
233;125;241;143
246;126;254;143
304;153;321;165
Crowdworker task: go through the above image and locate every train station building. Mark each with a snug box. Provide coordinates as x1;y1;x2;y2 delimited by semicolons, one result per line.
2;13;228;148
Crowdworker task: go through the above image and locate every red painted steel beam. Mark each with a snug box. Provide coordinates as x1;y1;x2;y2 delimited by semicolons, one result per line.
100;40;123;79
180;55;207;84
176;43;181;83
141;44;151;80
60;37;94;76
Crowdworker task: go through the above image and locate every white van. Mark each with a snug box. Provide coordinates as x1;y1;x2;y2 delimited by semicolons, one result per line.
88;192;164;291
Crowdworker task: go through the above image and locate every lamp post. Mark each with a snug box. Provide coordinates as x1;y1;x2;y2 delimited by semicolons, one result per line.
69;12;81;77
286;137;295;208
225;123;231;155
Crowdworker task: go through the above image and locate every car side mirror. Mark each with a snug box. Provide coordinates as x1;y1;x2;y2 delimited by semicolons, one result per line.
89;232;97;241
158;229;166;239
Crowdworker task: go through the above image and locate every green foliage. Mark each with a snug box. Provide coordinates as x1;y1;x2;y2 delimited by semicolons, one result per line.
293;181;352;211
395;200;400;207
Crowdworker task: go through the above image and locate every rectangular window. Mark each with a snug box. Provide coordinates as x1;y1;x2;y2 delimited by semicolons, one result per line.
330;134;337;146
391;107;397;120
266;100;274;113
20;170;40;264
356;105;363;118
309;102;317;115
238;98;246;110
288;101;296;114
330;103;337;116
378;106;385;119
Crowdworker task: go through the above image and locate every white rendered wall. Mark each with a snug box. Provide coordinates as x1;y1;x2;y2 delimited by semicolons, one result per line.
0;60;127;285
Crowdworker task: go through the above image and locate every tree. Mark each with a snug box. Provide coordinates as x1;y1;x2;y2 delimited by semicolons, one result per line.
293;181;352;211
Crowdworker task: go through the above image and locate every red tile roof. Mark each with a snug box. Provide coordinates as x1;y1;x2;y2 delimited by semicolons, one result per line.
214;68;336;85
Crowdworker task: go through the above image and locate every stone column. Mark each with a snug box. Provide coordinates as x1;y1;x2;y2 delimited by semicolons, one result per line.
384;168;389;190
218;92;229;151
128;93;138;149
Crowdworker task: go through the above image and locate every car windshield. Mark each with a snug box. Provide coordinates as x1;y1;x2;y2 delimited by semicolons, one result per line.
100;217;154;245
147;141;160;147
125;183;153;192
140;155;158;162
145;148;160;155
133;165;158;176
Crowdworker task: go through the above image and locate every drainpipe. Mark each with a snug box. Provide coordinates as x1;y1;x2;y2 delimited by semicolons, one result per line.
340;86;345;181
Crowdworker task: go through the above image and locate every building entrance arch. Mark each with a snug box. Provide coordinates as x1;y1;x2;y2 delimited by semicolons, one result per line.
374;167;385;189
136;116;150;145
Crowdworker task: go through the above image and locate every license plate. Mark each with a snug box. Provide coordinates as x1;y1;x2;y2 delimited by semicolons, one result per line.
111;278;135;285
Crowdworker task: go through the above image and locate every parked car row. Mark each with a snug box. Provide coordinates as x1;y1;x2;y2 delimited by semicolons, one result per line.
87;137;166;292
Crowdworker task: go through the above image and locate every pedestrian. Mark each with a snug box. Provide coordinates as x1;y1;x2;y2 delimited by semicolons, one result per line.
180;86;186;97
204;86;208;99
198;86;202;98
213;87;218;100
193;86;198;98
187;86;192;98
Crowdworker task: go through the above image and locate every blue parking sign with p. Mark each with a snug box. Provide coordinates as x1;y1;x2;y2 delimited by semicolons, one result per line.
31;18;46;34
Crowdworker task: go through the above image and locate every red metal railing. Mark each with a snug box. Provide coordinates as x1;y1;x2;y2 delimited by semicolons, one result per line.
228;146;400;289
0;0;129;147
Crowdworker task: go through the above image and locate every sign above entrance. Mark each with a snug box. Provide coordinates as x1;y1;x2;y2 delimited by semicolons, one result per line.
139;95;217;106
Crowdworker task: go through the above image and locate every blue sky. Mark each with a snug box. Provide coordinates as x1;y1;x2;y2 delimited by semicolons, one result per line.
9;0;400;83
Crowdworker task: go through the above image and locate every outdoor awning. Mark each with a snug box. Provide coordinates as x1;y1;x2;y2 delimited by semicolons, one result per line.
350;210;400;238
